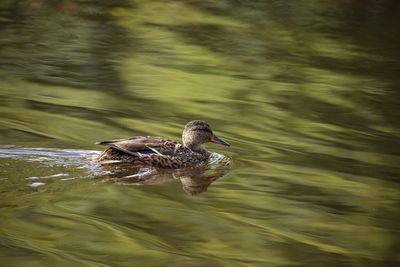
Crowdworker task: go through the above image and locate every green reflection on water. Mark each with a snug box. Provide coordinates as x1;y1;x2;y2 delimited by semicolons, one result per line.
1;0;400;266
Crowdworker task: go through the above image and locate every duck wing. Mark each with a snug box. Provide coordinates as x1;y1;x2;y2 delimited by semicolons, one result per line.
96;136;178;157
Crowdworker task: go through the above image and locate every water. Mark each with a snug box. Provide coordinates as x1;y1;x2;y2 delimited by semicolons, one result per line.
1;0;400;266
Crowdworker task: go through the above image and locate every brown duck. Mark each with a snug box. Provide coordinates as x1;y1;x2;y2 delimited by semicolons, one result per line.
95;120;230;168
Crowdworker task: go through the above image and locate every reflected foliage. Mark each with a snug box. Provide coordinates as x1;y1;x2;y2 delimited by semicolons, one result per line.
0;0;400;266
0;0;133;93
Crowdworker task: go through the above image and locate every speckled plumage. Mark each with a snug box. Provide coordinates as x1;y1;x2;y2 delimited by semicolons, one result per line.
95;120;229;168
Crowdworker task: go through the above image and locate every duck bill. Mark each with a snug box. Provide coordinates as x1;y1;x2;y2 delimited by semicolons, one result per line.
210;135;230;146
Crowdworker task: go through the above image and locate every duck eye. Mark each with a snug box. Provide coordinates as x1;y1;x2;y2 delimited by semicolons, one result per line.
193;127;212;133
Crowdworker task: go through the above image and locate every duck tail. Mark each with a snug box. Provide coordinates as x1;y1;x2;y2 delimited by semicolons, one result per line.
95;140;114;145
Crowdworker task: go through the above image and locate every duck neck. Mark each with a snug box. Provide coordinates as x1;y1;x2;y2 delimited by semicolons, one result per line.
184;142;207;154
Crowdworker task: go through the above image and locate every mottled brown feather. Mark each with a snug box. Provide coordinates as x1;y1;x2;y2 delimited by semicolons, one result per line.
97;136;177;153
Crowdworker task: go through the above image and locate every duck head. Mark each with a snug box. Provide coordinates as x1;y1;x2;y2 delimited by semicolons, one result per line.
182;120;230;153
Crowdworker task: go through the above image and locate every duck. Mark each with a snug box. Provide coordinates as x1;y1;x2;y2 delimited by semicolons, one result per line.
95;120;230;168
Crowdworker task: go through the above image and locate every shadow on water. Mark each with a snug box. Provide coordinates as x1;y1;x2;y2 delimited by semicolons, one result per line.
101;156;229;196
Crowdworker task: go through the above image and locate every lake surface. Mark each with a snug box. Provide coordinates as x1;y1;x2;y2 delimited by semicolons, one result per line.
1;1;400;266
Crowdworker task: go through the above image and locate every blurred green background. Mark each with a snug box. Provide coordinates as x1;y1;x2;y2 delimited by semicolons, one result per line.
0;0;399;266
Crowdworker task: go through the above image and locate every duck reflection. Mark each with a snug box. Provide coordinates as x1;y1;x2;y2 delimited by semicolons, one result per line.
100;162;229;196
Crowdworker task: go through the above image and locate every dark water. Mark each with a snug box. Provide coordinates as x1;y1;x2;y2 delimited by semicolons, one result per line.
1;1;400;266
